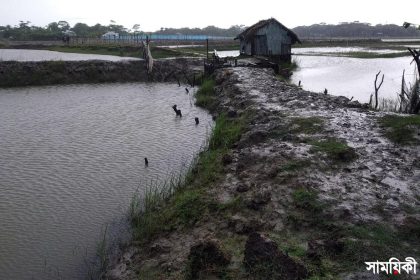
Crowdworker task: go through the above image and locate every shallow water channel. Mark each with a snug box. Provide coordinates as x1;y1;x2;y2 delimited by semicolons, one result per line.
0;49;140;61
0;83;213;279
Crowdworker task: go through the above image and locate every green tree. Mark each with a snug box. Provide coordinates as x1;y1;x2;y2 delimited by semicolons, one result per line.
108;20;127;34
71;23;90;37
47;22;60;33
89;23;108;37
132;24;141;34
57;20;70;31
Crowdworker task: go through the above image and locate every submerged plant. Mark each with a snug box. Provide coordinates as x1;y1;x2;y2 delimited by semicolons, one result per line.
129;99;248;243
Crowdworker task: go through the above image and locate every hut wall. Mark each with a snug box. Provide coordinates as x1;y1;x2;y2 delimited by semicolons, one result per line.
264;22;292;56
254;25;269;55
238;21;295;61
248;22;292;56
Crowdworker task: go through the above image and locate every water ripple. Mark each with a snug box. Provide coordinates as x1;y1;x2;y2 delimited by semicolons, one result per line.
0;83;213;279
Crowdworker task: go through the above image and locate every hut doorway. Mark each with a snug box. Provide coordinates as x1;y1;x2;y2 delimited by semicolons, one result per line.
254;35;268;55
253;35;268;55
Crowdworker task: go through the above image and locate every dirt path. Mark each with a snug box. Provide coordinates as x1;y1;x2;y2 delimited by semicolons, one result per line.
107;66;419;280
232;67;419;224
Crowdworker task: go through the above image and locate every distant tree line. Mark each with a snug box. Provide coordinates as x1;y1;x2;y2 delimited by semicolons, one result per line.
2;20;418;41
155;25;245;37
0;21;245;41
293;22;420;38
0;20;132;40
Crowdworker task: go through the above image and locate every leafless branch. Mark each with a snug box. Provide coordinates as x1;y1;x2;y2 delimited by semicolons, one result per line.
374;71;384;110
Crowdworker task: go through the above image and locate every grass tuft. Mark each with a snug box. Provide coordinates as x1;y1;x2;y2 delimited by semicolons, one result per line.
195;78;217;111
280;159;312;172
129;100;249;244
84;225;110;279
290;117;324;134
172;189;207;226
209;114;244;149
380;114;420;145
310;138;357;162
337;223;416;271
292;188;323;213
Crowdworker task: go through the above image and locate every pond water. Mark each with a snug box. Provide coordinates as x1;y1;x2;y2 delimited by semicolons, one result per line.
216;50;240;57
0;49;140;62
401;44;420;48
291;55;416;102
0;83;213;280
292;46;406;55
382;38;420;42
157;45;201;48
216;46;410;58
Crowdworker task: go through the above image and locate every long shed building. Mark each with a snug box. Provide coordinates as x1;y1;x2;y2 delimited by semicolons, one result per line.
235;18;301;63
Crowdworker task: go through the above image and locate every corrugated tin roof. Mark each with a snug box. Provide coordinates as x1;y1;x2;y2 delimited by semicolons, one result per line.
235;18;301;44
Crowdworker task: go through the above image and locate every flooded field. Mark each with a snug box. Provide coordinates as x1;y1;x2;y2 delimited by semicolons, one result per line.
291;55;415;102
0;83;212;279
292;46;407;55
216;46;417;103
216;50;240;57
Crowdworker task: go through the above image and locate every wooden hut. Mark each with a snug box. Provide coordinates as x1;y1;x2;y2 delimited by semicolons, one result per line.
235;18;301;63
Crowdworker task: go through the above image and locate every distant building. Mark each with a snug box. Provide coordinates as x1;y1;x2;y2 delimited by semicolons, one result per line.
102;31;120;39
235;18;301;62
62;30;76;44
62;30;77;37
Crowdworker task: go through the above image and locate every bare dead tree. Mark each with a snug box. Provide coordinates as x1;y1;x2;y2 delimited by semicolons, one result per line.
401;23;420;114
408;47;420;77
374;71;384;110
398;69;420;114
406;48;420;114
399;69;407;112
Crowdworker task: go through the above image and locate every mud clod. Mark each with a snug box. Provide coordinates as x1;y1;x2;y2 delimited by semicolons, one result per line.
244;232;309;280
186;239;230;279
246;190;271;211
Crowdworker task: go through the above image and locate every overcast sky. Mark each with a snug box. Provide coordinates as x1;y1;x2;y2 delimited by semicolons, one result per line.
1;0;419;31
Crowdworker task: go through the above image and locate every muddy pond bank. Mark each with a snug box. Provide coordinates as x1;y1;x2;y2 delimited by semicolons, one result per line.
107;66;419;279
0;58;203;87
